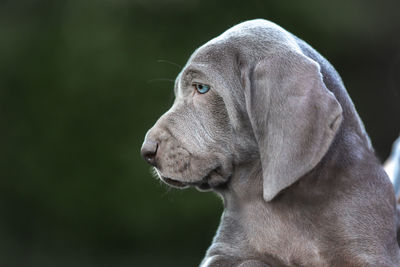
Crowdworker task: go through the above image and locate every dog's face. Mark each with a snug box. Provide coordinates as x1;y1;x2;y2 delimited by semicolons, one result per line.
141;44;257;191
141;20;343;200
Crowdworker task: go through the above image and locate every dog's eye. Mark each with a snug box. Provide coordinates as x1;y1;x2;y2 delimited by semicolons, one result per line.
194;83;210;94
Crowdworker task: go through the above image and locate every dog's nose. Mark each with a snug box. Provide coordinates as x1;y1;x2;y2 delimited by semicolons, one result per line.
141;139;158;166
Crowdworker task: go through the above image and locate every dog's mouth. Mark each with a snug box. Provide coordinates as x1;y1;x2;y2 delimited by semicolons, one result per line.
162;177;188;188
160;167;228;191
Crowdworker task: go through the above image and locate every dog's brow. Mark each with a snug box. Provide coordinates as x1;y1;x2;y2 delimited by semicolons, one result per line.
183;68;207;83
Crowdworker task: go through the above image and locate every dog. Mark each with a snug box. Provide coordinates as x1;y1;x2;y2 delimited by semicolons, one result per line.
141;19;400;266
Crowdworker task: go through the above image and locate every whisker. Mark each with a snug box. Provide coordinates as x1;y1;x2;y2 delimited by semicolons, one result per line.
157;59;182;69
150;167;174;196
147;78;175;84
150;167;159;178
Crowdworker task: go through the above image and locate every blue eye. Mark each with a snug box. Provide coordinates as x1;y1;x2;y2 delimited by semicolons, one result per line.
194;83;210;94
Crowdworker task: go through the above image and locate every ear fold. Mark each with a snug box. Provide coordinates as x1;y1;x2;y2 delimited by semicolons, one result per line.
244;51;343;201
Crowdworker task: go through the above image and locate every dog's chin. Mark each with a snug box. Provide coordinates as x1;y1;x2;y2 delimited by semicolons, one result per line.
159;167;230;192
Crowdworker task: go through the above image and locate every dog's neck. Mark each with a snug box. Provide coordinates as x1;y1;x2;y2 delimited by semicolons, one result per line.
216;160;265;210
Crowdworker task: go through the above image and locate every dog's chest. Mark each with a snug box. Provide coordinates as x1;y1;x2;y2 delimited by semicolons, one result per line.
240;204;328;267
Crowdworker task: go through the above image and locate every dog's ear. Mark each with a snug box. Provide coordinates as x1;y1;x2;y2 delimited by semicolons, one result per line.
244;50;343;201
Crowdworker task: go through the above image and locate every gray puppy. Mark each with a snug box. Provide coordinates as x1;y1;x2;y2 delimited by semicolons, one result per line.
141;19;400;266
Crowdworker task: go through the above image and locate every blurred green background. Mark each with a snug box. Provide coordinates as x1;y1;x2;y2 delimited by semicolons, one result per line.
1;0;399;266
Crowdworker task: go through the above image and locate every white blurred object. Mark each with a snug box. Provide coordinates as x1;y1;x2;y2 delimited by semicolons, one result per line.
384;136;400;198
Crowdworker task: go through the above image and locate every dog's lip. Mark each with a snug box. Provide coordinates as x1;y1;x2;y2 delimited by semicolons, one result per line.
160;167;227;190
162;177;188;188
161;176;207;189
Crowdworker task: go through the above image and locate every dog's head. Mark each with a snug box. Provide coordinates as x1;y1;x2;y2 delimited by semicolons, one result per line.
141;19;343;201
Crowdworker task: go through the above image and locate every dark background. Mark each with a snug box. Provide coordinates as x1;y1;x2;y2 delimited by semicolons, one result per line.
1;0;399;266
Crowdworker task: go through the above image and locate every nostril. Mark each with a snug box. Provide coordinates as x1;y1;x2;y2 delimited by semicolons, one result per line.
140;140;158;167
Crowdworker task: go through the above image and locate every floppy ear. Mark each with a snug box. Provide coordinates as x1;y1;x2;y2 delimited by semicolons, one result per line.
244;50;343;201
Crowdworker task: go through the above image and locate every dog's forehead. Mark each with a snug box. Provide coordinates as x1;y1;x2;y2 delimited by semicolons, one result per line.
191;19;301;62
